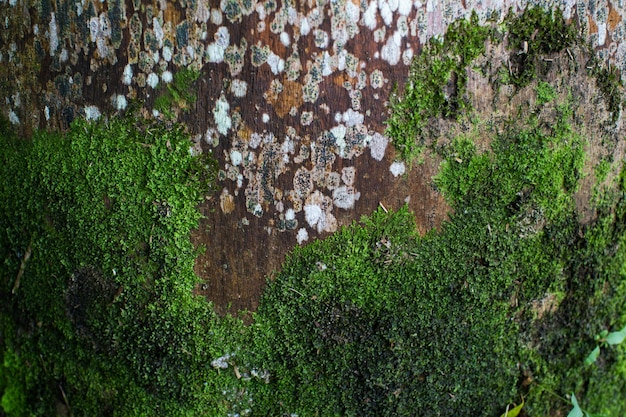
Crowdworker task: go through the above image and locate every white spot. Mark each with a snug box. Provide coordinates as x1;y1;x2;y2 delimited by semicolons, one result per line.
267;52;285;74
388;0;399;12
59;48;68;62
380;1;393;26
33;24;39;35
362;2;377;30
402;48;414;65
230;150;242;166
230;79;248;97
262;113;270;123
162;45;172;62
345;1;360;23
390;161;406;177
147;73;159;88
333;186;360;209
161;71;173;83
49;13;59;56
152;109;160;117
122;64;133;85
215;26;230;48
381;31;402;65
296;228;309;244
300;16;310;36
211;354;231;369
8;110;19;125
114;95;127;110
285;208;295;221
206;43;225;63
153;17;164;48
370;132;389;161
44;106;50;121
304;204;322;228
84;105;101;120
213;95;231;135
210;8;223;25
398;0;412;15
342;109;364;127
280;31;290;46
331;124;347;157
598;22;607;46
9;0;18;6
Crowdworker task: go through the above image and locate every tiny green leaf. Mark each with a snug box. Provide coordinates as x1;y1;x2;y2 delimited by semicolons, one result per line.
567;393;584;417
584;346;600;366
605;325;626;345
500;399;524;417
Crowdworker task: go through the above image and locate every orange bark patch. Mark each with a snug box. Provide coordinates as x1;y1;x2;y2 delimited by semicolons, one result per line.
608;2;622;31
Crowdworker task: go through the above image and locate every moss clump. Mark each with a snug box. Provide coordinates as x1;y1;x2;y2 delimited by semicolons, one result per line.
0;114;244;416
506;7;578;87
386;11;490;161
247;77;625;416
154;68;200;118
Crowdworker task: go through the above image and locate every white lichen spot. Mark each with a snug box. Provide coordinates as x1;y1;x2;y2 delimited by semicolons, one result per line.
333;186;360;209
362;2;377;30
147;73;159;88
304;204;322;228
162;45;173;62
379;1;393;26
152;109;160;117
398;0;412;15
213;95;231;135
381;31;402;65
402;48;414;65
266;52;285;74
210;353;231;369
370;132;389;161
59;48;68;62
280;31;290;46
210;8;223;25
598;22;607;46
342;109;364;127
114;95;127;110
206;43;225;63
153;17;164;48
161;70;173;83
345;0;360;24
300;111;314;126
300;16;311;36
49;13;59;56
296;228;309;244
84;105;101;120
370;69;384;89
8;110;19;125
313;29;330;49
44;106;50;121
285;208;295;221
230;79;248;97
331;124;347;157
341;166;356;186
262;113;270;123
122;64;133;85
390;161;406;177
230;150;242;166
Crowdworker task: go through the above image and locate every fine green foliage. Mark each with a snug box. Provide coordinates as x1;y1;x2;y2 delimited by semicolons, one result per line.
506;7;578;87
154;68;200;118
246;79;626;416
0;115;244;416
386;11;489;161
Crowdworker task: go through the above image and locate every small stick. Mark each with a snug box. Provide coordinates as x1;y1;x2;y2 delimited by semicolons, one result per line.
379;202;388;213
12;238;33;294
289;288;304;297
566;48;574;61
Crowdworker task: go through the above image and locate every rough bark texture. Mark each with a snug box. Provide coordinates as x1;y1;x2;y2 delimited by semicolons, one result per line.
1;0;624;313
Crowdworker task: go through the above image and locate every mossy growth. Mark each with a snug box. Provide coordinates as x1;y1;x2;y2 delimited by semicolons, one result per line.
154;68;200;118
0;114;245;416
386;11;490;161
506;7;578;87
246;64;626;416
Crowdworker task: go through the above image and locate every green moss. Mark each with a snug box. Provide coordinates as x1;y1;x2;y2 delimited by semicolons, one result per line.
536;80;557;105
506;7;578;87
0;114;243;416
154;68;200;118
385;11;490;161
